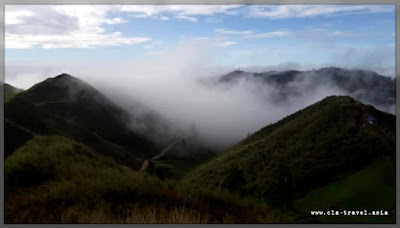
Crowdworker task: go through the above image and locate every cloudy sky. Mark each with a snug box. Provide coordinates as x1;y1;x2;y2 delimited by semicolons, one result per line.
5;5;396;89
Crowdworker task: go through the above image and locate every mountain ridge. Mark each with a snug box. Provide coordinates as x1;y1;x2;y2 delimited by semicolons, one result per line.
217;67;395;110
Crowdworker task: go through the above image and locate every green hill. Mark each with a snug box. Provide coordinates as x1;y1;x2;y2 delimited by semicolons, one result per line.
5;83;23;103
183;96;395;220
5;97;145;169
16;73;155;157
5;74;160;168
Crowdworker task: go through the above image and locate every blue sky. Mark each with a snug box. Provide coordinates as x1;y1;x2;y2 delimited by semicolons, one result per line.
4;5;396;88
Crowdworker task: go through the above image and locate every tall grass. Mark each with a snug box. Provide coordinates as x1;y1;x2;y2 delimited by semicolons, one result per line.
5;135;286;224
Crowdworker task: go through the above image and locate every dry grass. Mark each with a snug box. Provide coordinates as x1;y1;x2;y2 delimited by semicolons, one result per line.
47;203;211;224
115;204;210;224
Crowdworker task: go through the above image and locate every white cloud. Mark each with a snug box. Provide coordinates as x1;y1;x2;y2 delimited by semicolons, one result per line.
4;5;393;50
216;41;238;47
214;28;290;39
215;28;253;35
120;5;160;18
244;31;290;39
5;9;35;25
132;13;151;18
120;5;242;20
6;32;150;49
5;5;150;49
176;15;198;22
247;5;394;19
165;5;242;16
330;31;365;38
105;17;128;24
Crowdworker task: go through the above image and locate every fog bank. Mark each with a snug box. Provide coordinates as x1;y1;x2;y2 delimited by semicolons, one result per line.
5;40;395;149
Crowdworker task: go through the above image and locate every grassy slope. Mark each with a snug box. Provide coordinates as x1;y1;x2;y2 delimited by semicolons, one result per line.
150;147;218;180
183;96;395;214
5;97;143;169
5;119;35;158
5;135;287;223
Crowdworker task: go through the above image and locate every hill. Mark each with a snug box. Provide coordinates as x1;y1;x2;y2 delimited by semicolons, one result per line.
5;83;23;103
5;74;160;169
5;97;148;168
183;96;395;221
15;73;155;157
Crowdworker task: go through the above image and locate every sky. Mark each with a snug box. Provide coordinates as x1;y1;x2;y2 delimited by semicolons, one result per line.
5;4;396;89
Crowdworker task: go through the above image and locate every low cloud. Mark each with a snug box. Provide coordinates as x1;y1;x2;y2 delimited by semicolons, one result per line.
176;15;198;22
6;40;394;150
244;30;290;39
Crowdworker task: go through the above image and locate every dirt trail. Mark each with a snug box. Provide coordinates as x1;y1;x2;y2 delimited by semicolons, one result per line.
138;137;187;172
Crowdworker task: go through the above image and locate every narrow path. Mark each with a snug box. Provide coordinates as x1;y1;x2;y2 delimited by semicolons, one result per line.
138;137;187;172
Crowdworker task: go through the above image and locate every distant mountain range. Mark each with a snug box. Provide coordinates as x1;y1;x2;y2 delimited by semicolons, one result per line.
217;67;395;112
